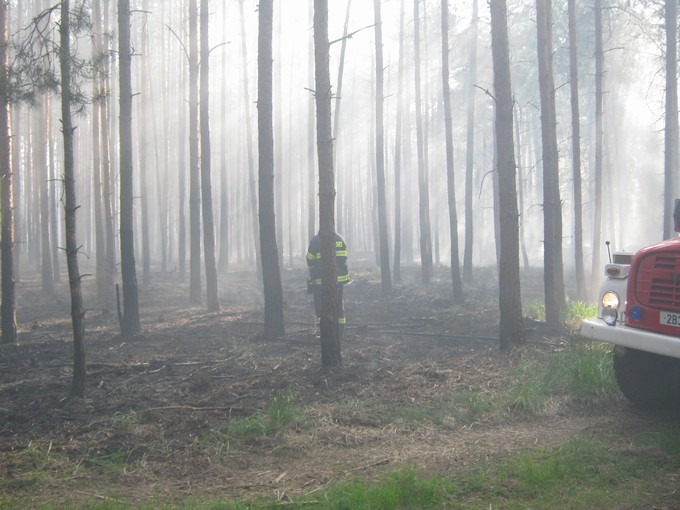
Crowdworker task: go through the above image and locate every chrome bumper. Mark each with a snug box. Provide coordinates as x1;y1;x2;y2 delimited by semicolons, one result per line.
580;318;680;359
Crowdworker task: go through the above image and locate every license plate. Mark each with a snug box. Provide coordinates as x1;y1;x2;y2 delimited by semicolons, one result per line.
660;311;680;327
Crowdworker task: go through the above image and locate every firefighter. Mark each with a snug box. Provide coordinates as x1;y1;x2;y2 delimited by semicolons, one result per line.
306;232;350;338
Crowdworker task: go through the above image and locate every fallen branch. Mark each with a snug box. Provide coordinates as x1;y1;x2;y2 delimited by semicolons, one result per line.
74;490;125;505
139;405;240;413
270;502;320;508
350;458;390;473
370;330;498;344
140;395;246;414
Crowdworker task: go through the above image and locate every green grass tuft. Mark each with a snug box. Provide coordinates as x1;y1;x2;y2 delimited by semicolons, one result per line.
226;391;301;439
524;300;598;327
322;468;452;510
565;300;598;322
455;340;620;420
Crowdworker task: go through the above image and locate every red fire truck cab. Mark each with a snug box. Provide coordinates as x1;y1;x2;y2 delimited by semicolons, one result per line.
580;201;680;408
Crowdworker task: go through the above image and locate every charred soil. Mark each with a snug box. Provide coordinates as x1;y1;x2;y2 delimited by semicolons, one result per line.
0;265;674;507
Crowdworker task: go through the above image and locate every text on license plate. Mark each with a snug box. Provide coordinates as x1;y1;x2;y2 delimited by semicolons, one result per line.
660;311;680;327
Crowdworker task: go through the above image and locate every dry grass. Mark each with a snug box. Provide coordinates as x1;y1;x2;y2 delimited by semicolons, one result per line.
0;265;656;507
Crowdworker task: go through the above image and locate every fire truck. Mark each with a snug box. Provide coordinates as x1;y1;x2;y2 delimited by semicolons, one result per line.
580;201;680;408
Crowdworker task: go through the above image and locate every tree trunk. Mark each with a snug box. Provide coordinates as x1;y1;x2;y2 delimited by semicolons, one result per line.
463;0;478;282
536;0;565;325
200;0;219;311
178;57;187;278
568;0;586;300
490;0;525;351
258;0;284;336
218;3;229;274
60;0;87;395
39;95;54;295
49;100;60;283
591;0;604;284
237;0;261;281
373;0;392;295
333;0;352;235
441;0;463;302
0;1;16;346
139;0;151;286
189;0;201;304
11;110;20;282
307;1;316;241
92;76;106;299
413;0;432;284
274;4;284;269
514;105;530;269
98;0;116;304
665;0;678;239
393;0;405;283
314;0;341;368
118;0;141;336
492;122;501;270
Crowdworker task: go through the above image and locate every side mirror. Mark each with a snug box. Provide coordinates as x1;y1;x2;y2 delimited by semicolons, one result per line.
675;199;680;233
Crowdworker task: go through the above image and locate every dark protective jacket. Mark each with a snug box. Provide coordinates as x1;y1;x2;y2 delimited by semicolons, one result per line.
306;233;350;286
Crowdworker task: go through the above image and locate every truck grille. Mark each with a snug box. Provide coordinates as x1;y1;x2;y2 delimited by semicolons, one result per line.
636;253;680;309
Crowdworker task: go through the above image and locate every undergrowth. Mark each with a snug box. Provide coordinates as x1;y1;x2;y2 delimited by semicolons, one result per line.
0;317;657;510
223;391;301;439
10;424;680;509
459;339;619;421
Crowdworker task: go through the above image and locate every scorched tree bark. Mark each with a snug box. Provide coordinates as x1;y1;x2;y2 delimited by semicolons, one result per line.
490;0;525;350
258;0;284;336
0;0;15;346
118;0;141;336
60;0;86;395
314;0;341;368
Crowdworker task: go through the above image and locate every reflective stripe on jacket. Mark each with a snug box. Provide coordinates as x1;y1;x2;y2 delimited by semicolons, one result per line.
306;233;349;286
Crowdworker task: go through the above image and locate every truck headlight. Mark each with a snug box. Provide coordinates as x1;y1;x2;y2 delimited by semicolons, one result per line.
601;291;620;326
601;291;620;310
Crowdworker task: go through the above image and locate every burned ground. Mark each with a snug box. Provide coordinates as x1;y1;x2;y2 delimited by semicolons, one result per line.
0;264;674;507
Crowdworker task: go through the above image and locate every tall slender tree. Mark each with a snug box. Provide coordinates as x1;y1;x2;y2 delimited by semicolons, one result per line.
189;0;202;304
60;0;87;394
414;0;433;284
374;0;392;294
218;0;229;274
119;0;141;336
237;0;261;280
568;0;586;300
92;0;108;304
536;0;565;325
274;3;284;268
139;0;151;286
178;55;187;278
98;0;116;301
314;0;341;368
38;95;53;295
664;0;678;239
333;0;352;235
258;0;284;336
200;0;219;311
441;0;463;302
591;0;604;282
0;0;16;346
514;105;530;269
490;0;525;350
307;2;316;241
393;0;405;283
463;0;478;282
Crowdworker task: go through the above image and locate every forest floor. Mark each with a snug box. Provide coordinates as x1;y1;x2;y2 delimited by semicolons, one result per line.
0;260;678;508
